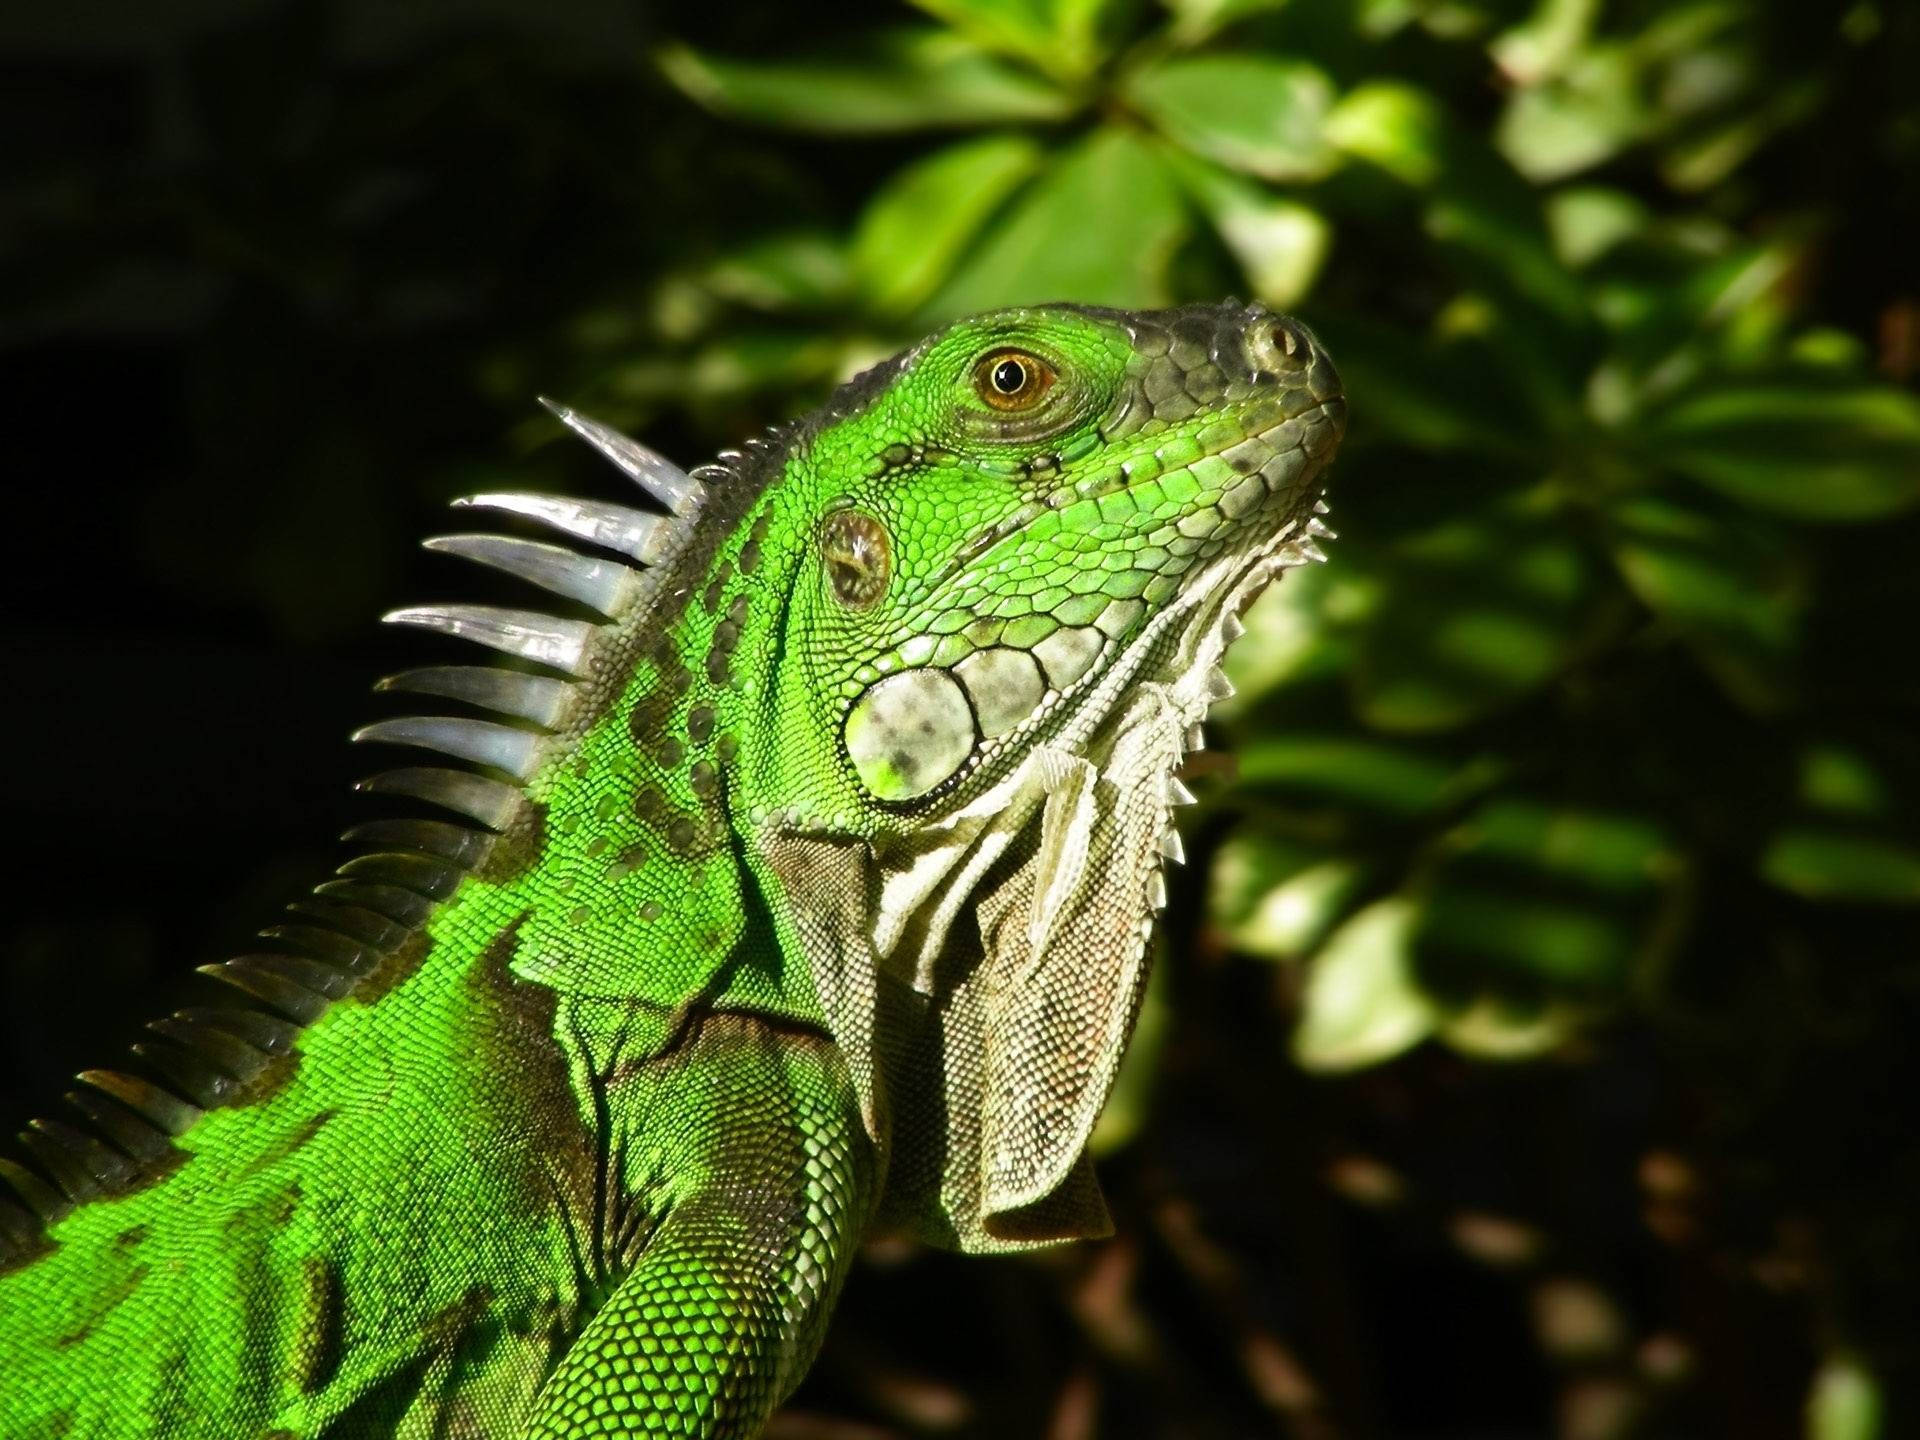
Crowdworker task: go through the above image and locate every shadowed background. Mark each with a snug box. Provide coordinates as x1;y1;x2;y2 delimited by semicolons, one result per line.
2;1;1917;1436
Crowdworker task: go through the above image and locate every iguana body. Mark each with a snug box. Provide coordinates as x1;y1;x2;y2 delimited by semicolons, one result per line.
0;302;1344;1438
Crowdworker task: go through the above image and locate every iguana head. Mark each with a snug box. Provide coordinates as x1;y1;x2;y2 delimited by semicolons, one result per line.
734;301;1345;1250
748;301;1345;834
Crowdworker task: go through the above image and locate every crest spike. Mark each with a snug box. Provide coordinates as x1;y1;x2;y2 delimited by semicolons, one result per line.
354;716;543;779
375;666;571;729
539;397;705;518
453;492;670;565
355;767;525;831
382;604;593;677
422;533;638;616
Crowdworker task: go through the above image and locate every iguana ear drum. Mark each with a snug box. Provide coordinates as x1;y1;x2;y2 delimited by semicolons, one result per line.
844;669;977;801
821;510;891;609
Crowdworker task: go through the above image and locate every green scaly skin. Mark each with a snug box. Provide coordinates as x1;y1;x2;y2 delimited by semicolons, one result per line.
0;302;1344;1437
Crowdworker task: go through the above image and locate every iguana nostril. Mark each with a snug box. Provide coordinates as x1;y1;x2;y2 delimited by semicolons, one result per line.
1242;314;1310;376
1269;319;1305;363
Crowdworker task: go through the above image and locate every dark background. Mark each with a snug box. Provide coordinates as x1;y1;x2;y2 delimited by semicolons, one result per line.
3;2;1917;1436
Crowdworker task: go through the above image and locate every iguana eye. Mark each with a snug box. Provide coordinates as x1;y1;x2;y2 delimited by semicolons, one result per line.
821;510;891;609
974;349;1056;411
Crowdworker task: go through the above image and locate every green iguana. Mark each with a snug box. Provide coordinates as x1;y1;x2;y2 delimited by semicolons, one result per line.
0;301;1344;1438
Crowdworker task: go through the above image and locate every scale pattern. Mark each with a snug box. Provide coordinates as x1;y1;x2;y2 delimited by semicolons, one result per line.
526;1014;868;1438
0;301;1344;1438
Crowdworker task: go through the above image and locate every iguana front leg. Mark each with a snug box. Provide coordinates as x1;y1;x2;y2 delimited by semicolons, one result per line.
528;1011;874;1439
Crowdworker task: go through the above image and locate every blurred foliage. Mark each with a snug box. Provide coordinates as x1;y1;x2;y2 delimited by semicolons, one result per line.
3;0;1919;1436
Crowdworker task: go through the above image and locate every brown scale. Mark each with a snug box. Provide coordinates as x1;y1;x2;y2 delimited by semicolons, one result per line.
689;760;719;800
738;511;771;575
605;841;647;881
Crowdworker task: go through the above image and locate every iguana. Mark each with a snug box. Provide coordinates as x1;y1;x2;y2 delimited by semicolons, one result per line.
0;301;1344;1438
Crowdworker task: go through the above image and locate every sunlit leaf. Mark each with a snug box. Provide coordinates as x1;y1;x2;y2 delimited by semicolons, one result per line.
1162;149;1331;306
702;230;850;312
907;0;1130;84
1496;44;1651;181
1438;997;1585;1059
923;127;1188;316
1162;0;1294;46
1761;829;1920;905
1807;1355;1884;1440
1489;0;1602;86
1643;379;1920;521
1327;81;1587;337
1293;897;1438;1071
683;330;852;404
1546;186;1649;268
1456;798;1672;894
852;133;1046;316
1660;76;1822;194
1409;791;1681;1023
1210;830;1368;961
1125;53;1339;183
656;28;1074;134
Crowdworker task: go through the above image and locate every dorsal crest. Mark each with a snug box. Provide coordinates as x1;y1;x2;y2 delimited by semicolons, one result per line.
0;403;743;1267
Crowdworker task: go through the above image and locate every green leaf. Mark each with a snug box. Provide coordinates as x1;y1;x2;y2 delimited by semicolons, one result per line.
1124;53;1339;183
1807;1356;1884;1440
1315;315;1548;457
1408;790;1681;1023
1350;495;1600;732
1326;82;1587;337
1437;998;1585;1060
1761;829;1920;905
1293;898;1438;1071
1236;734;1465;818
1607;493;1805;710
1546;186;1650;268
907;0;1129;84
1489;0;1602;86
1457;799;1672;895
678;331;853;406
1496;44;1651;182
1797;744;1889;819
701;231;850;313
1162;149;1330;306
852;134;1046;317
1210;831;1368;961
922;127;1189;317
1162;0;1294;46
1422;885;1637;988
656;28;1074;135
1643;379;1920;522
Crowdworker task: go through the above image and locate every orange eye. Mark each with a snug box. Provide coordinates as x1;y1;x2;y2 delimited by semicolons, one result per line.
974;349;1056;411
